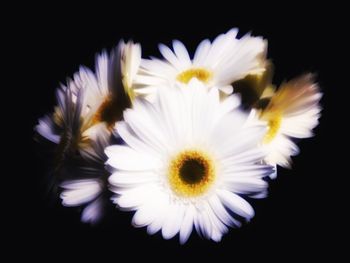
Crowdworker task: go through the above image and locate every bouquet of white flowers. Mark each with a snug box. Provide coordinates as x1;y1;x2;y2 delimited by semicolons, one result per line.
35;29;321;243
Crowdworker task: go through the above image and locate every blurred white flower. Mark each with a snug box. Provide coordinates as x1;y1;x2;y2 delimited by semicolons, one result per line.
36;40;141;163
258;74;322;172
133;28;267;101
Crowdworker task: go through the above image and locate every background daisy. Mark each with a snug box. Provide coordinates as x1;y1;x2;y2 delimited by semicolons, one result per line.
59;135;111;224
35;40;141;223
36;40;141;164
133;28;267;99
258;74;322;171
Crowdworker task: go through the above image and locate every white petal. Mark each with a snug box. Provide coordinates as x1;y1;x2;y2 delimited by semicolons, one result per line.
282;107;321;139
216;125;266;159
223;164;273;178
193;39;211;66
158;43;183;70
218;93;241;115
105;145;160;171
112;185;157;209
172;40;191;67
222;148;266;166
162;203;185;239
95;52;109;94
109;171;158;187
36;116;60;143
115;121;160;157
140;58;176;76
265;134;300;168
60;179;102;207
179;205;195;244
205;203;227;242
208;195;241;227
196;208;212;239
132;203;157;227
81;197;103;224
147;197;169;235
217;189;255;220
124;98;169;152
223;177;268;195
157;84;189;144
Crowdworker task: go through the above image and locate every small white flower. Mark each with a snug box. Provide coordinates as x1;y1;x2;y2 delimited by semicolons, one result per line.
258;74;322;172
36;40;141;163
133;28;267;100
36;41;141;223
106;80;273;243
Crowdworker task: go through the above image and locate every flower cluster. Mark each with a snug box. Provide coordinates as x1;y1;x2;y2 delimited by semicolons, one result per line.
35;29;322;243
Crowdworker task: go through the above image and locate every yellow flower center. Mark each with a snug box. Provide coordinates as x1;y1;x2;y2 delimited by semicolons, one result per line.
262;111;282;144
92;96;124;130
168;150;216;197
176;68;212;84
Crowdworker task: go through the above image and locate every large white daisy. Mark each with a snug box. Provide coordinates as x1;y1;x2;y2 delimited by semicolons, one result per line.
258;74;322;171
106;80;273;243
133;28;267;100
36;40;141;163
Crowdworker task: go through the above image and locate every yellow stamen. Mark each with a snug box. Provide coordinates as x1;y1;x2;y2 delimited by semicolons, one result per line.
168;150;215;197
261;111;282;144
176;68;212;84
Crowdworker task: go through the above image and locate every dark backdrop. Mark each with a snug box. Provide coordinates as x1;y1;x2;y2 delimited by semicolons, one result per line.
16;3;345;261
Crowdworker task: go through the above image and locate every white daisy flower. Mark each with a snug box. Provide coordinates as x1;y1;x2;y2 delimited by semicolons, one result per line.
59;133;111;224
35;40;141;163
258;74;322;172
106;80;273;243
36;41;141;223
133;28;267;100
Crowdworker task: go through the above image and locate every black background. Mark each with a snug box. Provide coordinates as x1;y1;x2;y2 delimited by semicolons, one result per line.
15;2;346;261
